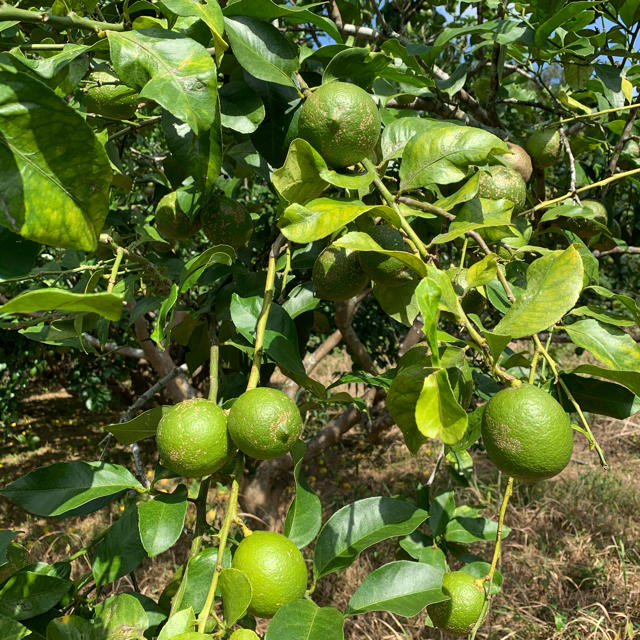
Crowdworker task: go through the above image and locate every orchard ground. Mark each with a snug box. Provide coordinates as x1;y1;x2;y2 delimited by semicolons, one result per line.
1;347;638;640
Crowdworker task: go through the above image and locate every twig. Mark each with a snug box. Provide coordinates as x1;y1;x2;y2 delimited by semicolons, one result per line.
107;247;124;294
559;126;580;203
593;245;640;257
0;3;126;32
107;116;162;142
497;98;566;116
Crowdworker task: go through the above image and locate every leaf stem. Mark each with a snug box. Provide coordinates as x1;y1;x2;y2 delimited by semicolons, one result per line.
0;3;126;32
197;459;243;633
361;158;429;259
246;234;285;391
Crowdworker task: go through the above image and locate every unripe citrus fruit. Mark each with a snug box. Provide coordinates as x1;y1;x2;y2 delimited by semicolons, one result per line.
156;398;233;477
477;165;527;211
229;630;260;640
502;142;533;182
232;531;307;618
312;245;368;301
227;388;302;460
358;225;413;287
84;71;139;120
526;129;563;168
201;196;253;249
481;384;573;482
155;191;201;241
298;81;381;168
427;571;486;636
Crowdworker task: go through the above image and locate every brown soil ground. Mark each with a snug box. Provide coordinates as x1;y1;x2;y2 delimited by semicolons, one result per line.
1;359;640;639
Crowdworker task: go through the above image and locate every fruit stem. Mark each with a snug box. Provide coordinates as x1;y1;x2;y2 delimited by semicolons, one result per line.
557;378;608;469
209;345;219;402
246;234;286;391
361;158;430;260
107;246;124;294
532;334;558;381
197;459;242;633
171;476;211;616
528;349;540;385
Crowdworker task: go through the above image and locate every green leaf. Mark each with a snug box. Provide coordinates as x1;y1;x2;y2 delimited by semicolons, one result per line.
108;29;218;135
493;246;583;338
445;512;510;543
151;283;179;346
466;254;498;289
0;70;111;251
0;461;143;517
381;117;447;161
220;80;265;133
105;406;171;446
571;364;640;398
47;615;99;640
346;560;446;616
535;1;593;47
313;497;428;579
372;278;421;327
571;305;634;326
0;288;123;321
566;318;640;372
138;484;188;557
323;48;391;89
0;615;30;640
0;228;40;280
265;599;344;640
219;568;252;627
0;529;19;564
399;125;508;190
157;608;195;640
224;16;299;88
429;490;455;538
94;594;149;640
425;265;464;319
284;441;322;548
415;278;441;366
92;506;146;588
559;373;640;419
180;245;234;293
0;571;71;620
433;172;481;211
273;139;329;204
180;547;231;613
460;561;503;595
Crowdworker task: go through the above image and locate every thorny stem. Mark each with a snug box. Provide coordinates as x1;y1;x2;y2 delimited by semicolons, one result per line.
361;158;430;259
558;378;608;469
107;247;124;294
209;345;219;402
246;234;285;391
197;459;243;633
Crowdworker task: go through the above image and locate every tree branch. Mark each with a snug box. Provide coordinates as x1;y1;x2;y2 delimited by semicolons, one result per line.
335;298;378;375
602;105;639;197
0;3;125;32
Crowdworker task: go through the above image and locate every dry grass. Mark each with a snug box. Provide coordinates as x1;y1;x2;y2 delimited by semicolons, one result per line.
1;385;639;639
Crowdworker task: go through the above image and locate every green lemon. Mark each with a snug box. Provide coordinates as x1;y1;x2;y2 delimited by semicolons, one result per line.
501;142;533;182
155;191;201;242
84;72;139;120
477;165;527;212
156;398;233;477
358;225;413;287
481;384;573;482
229;630;260;640
312;245;368;301
232;531;308;618
525;129;563;168
427;571;486;636
227;388;302;460
201;196;253;249
298;81;381;168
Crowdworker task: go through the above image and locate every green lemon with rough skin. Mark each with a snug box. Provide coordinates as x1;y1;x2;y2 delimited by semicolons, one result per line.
227;388;303;460
477;165;527;212
155;191;201;241
312;245;368;301
298;81;381;168
502;142;533;182
358;225;413;287
229;630;260;640
156;398;233;477
201;196;253;249
84;71;139;120
232;531;308;618
427;571;486;636
526;129;563;168
481;384;573;482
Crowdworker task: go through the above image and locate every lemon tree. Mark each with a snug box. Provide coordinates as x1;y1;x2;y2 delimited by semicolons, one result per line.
0;1;639;639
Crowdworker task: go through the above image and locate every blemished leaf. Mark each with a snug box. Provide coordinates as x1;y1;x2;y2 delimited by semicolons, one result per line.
0;615;30;640
415;369;468;445
399;125;508;190
559;373;640;419
0;461;143;517
92;506;146;587
220;80;266;133
313;497;428;579
0;571;71;620
94;594;149;639
284;441;322;548
265;599;344;640
108;29;218;135
372;278;421;327
219;568;252;627
493;246;583;338
138;484;188;557
346;561;446;616
380;117;448;161
224;16;299;88
429;491;455;538
565;318;640;372
105;406;171;446
0;71;111;251
0;289;123;321
157;607;195;640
